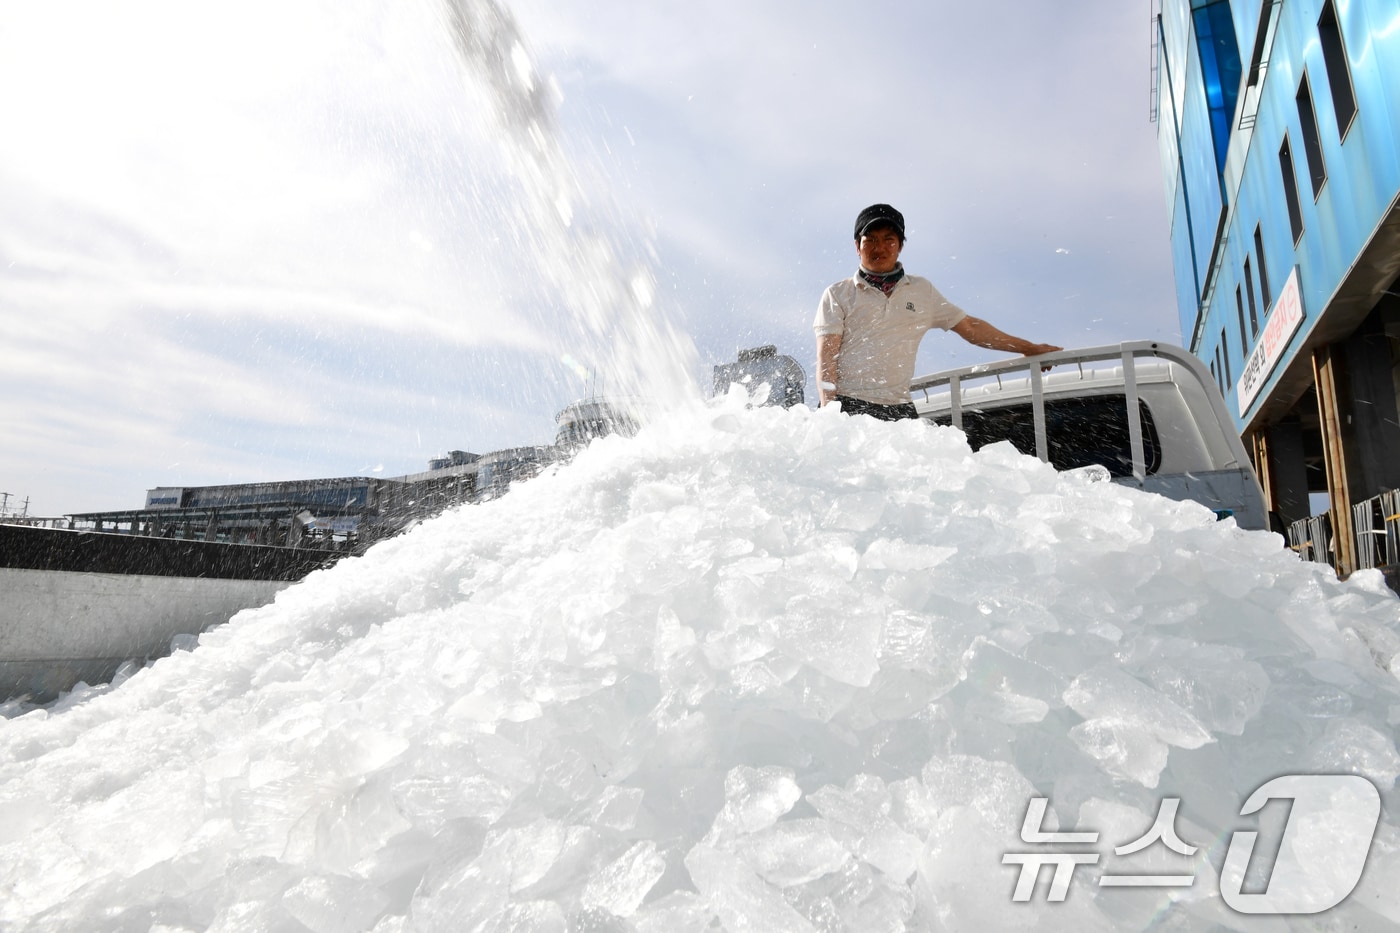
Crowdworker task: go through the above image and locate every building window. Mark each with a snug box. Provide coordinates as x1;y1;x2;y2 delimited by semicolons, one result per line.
1236;286;1249;351
1296;73;1328;198
1254;224;1272;310
1243;256;1259;336
1221;328;1232;384
1280;136;1305;245
1194;1;1243;177
1317;1;1357;137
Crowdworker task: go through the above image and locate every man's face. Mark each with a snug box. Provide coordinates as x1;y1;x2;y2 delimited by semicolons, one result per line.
857;224;903;274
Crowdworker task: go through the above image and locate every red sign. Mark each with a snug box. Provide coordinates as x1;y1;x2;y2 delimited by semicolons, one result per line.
1237;267;1304;415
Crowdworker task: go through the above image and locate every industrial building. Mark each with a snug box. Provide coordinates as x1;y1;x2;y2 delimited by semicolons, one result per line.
65;446;570;553
69;475;437;552
56;349;806;553
1153;0;1400;576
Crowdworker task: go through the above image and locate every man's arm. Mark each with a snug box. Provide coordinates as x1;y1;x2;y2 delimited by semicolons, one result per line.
951;316;1061;357
816;333;842;405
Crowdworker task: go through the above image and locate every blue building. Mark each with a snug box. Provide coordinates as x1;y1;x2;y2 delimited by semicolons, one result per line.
1154;0;1400;576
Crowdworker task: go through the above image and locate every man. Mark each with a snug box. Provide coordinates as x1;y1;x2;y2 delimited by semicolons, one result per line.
814;203;1062;421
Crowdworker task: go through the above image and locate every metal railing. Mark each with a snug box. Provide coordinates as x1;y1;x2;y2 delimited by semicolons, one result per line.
909;341;1229;485
1286;513;1333;568
1289;487;1400;576
1353;488;1400;572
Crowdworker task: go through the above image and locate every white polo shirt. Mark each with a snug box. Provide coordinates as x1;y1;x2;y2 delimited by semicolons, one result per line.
814;272;968;405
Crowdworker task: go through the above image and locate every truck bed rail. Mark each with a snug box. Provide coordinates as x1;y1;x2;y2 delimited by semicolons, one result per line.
909;341;1237;484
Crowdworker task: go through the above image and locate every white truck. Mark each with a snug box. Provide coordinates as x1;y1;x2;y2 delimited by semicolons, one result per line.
908;341;1269;531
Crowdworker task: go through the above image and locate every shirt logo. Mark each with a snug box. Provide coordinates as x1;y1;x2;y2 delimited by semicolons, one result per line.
906;302;916;312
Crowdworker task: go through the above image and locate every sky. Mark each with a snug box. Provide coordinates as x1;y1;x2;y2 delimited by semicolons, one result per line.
0;0;1180;517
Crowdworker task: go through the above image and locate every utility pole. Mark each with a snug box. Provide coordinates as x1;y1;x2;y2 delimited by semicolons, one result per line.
0;493;32;520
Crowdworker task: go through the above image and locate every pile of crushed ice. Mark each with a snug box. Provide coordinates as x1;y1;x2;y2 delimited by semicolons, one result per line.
2;392;1399;931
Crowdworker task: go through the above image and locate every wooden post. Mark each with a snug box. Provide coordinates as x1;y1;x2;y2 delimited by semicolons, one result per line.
1313;345;1356;575
1247;430;1273;513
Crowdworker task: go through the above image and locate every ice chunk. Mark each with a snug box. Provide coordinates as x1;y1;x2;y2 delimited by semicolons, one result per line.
514;824;602;902
860;538;956;572
283;775;413;873
1310;718;1400;786
576;785;645;833
1063;669;1216;746
774;589;884;687
0;793;55;846
965;688;1050;724
1068;716;1171;788
628;480;689;513
486;900;567;931
862;668;960;726
484;819;568;892
629;891;713;933
1345;821;1400;925
821;490;887;532
876;610;962;674
784;858;914;932
1144;646;1269;735
1064;668;1213;786
281;874;391;933
683;844;818;932
963;636;1067;702
918;755;1042;839
405;851;509;931
915;802;1113;931
808;776;922;882
1066;464;1113;484
580;841;666;917
707;765;802;841
732;818;850;887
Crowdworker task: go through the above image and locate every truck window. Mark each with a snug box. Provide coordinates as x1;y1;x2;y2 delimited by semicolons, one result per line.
933;395;1163;478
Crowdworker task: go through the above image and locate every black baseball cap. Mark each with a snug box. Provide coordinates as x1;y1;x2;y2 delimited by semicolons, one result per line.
854;203;905;241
